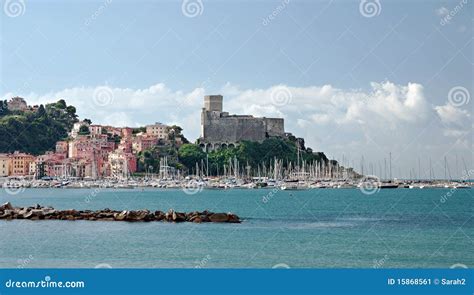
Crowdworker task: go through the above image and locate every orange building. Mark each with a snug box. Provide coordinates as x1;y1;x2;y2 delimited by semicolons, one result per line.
9;151;35;176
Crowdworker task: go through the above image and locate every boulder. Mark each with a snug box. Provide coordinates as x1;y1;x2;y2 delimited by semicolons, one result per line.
154;211;165;221
42;208;57;216
209;213;229;223
97;212;115;219
16;208;30;219
0;209;14;219
114;210;127;221
165;209;174;221
23;209;44;219
172;211;186;222
200;215;210;222
227;213;241;223
125;210;149;221
0;202;14;211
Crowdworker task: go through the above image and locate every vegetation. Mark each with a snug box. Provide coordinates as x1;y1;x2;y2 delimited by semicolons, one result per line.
178;138;329;176
0;99;78;155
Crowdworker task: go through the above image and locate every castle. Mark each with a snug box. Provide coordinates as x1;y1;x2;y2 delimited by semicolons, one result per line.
199;95;285;151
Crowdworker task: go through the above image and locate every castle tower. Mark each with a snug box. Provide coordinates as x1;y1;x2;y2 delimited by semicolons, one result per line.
204;95;223;112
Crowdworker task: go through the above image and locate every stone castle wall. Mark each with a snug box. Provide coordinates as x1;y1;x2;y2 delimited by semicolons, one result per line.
199;95;285;151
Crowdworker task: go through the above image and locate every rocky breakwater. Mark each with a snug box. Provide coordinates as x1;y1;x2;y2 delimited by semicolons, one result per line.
0;202;241;223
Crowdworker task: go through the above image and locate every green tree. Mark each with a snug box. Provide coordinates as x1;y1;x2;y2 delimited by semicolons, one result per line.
78;125;90;135
178;144;205;171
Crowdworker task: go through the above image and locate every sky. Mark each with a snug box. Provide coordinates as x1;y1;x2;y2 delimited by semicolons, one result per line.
0;0;472;179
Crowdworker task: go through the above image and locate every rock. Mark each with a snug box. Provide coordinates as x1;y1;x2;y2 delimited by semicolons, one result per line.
209;213;229;223
0;202;14;211
227;213;241;223
62;209;79;217
144;212;155;222
24;209;44;219
97;212;115;219
0;203;241;224
154;211;165;221
165;209;174;221
172;211;186;222
125;210;149;221
42;208;57;216
114;210;127;221
16;208;30;219
0;209;14;219
200;215;210;222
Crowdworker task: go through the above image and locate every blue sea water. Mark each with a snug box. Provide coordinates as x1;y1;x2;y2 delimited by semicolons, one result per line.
0;188;472;268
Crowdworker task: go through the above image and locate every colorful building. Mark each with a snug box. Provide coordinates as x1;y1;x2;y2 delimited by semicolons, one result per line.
9;151;35;176
146;123;168;139
0;154;10;177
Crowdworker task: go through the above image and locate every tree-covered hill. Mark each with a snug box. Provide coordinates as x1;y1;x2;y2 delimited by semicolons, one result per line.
0;99;78;155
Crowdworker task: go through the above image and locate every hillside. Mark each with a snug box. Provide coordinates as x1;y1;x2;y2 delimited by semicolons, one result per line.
0;99;78;155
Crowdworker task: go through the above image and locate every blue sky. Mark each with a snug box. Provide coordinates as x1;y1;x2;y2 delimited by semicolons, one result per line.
1;0;472;178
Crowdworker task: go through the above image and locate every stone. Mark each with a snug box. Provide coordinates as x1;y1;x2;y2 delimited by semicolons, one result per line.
114;210;127;221
209;213;229;222
0;209;14;219
154;211;165;221
125;210;149;221
165;209;174;221
16;208;30;219
172;211;186;222
24;209;44;219
0;202;13;211
227;213;241;223
97;212;115;219
0;203;241;224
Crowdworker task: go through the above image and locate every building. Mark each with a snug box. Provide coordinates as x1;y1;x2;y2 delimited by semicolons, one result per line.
0;154;10;177
146;123;168;139
199;95;285;151
69;121;90;138
9;151;35;176
89;125;103;136
55;141;68;155
108;151;137;178
7;97;28;112
132;135;158;153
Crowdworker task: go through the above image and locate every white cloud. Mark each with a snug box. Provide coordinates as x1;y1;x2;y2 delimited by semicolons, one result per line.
435;103;470;126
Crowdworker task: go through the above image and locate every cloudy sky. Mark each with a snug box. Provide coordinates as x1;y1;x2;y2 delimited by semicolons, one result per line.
1;0;472;179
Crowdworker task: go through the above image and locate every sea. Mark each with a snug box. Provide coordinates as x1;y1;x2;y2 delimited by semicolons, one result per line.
0;187;472;268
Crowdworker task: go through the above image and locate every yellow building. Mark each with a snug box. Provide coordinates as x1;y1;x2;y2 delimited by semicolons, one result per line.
146;122;168;139
0;154;10;177
9;151;35;176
